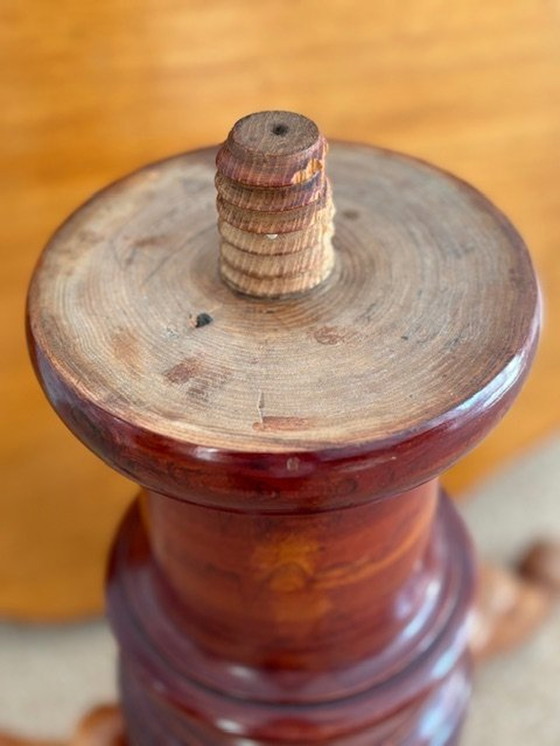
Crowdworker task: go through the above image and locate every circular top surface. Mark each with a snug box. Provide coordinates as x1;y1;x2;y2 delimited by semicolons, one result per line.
28;144;538;453
229;111;320;158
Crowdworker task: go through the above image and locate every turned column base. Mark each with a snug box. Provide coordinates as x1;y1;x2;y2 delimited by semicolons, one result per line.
120;655;470;746
107;494;474;745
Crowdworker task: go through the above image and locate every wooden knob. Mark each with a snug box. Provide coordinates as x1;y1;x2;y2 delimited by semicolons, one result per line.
216;111;335;297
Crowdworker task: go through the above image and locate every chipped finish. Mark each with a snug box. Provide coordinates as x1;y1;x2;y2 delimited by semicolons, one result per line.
216;111;335;298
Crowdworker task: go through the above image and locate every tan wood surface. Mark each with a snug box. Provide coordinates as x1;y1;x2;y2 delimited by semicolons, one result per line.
216;111;336;297
29;141;537;452
2;0;559;619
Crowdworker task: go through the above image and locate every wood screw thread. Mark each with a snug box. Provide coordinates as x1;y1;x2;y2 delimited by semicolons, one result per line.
215;111;335;298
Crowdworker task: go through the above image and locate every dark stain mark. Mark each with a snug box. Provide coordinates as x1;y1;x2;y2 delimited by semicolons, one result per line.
194;312;213;328
314;326;345;345
164;357;202;384
164;357;232;404
342;209;360;220
188;380;212;403
253;416;313;432
111;329;139;368
134;235;166;248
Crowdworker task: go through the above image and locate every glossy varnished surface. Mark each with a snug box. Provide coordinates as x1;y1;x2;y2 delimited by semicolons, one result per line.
141;482;440;673
108;488;473;744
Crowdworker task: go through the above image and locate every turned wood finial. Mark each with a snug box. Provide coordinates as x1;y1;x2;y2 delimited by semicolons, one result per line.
216;111;335;298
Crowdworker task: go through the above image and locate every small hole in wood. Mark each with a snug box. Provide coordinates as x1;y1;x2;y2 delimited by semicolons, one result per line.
272;123;289;136
195;312;213;328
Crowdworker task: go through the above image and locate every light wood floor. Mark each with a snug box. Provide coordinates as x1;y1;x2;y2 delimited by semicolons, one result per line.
1;0;559;619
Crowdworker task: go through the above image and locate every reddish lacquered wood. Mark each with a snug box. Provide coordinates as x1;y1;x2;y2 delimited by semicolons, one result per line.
108;485;473;744
26;112;540;744
142;480;439;669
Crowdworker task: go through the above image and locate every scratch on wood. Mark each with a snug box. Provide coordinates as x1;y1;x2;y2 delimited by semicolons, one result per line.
253;416;313;432
257;390;265;423
141;251;176;286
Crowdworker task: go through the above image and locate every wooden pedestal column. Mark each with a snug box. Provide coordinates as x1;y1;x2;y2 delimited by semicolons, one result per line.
27;112;539;744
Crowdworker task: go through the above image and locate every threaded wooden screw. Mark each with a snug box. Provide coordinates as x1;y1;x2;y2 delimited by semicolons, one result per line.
216;111;335;298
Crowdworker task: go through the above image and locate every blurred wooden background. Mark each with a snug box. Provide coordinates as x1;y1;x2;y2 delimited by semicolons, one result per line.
1;0;559;620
